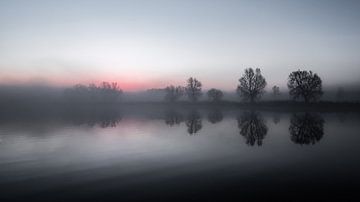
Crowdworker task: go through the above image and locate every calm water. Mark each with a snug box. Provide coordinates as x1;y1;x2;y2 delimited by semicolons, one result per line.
0;108;359;201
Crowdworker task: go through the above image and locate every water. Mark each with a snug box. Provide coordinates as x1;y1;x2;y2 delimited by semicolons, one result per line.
0;108;359;201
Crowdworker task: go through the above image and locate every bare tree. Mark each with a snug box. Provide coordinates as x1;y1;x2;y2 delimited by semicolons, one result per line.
186;77;202;102
164;85;184;102
99;82;123;102
287;70;323;103
272;85;280;97
207;88;223;102
236;68;267;103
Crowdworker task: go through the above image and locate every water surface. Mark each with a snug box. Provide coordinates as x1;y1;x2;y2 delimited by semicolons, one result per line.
0;108;359;201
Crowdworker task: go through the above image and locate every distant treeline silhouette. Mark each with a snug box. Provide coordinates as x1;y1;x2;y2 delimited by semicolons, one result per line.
161;68;323;103
1;68;359;107
64;69;324;104
64;82;123;103
62;68;324;103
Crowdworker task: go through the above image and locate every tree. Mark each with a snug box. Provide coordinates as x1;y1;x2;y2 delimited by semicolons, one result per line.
272;85;280;97
287;70;323;103
237;68;267;103
164;85;184;102
99;82;123;102
207;88;223;102
186;77;202;102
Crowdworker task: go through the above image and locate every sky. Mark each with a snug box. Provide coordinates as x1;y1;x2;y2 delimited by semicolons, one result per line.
1;0;360;91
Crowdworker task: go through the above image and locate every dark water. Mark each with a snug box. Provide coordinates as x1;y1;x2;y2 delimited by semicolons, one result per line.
0;108;359;201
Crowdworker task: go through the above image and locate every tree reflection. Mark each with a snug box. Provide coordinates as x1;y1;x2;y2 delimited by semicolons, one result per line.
186;110;202;135
237;111;268;146
164;110;184;126
289;113;324;145
67;107;122;128
272;113;281;124
207;109;223;124
97;113;122;128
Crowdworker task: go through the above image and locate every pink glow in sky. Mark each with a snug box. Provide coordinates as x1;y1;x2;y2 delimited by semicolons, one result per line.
1;0;360;91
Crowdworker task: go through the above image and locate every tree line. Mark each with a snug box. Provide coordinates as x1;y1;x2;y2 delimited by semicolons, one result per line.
164;68;323;103
64;69;324;103
64;82;123;103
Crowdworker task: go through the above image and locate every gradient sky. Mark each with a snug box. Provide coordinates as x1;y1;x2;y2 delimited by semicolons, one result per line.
1;0;360;91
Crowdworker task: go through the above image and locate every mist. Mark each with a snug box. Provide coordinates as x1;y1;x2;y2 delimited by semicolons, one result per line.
2;1;360;201
1;82;359;107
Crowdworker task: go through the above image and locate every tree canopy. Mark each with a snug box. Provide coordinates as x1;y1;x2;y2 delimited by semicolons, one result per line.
237;68;267;103
287;70;323;103
207;88;223;102
164;85;184;102
186;77;202;102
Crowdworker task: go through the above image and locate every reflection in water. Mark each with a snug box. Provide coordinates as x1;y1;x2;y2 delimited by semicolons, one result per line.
67;107;122;128
98;117;121;128
186;111;202;135
0;108;359;202
289;113;324;145
207;110;223;124
336;112;347;123
164;110;184;126
237;111;268;146
272;113;281;124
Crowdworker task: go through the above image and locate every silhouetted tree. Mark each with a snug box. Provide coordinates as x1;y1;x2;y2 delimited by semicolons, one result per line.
272;85;280;97
207;109;223;124
336;87;345;102
164;110;184;126
186;77;202;102
186;111;202;135
99;82;123;103
207;88;223;102
237;68;267;103
289;113;324;145
237;111;268;146
164;85;184;102
287;70;323;103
